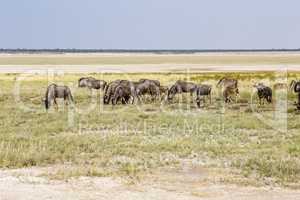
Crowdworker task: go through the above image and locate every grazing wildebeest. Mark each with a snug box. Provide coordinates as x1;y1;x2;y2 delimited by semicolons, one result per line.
103;80;126;104
134;80;160;102
196;85;212;108
104;80;136;104
217;78;239;103
78;77;107;90
44;84;74;110
111;85;134;105
253;83;272;105
167;80;198;101
290;80;300;110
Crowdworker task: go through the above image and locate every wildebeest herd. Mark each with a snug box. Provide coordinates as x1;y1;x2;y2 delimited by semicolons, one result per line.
44;77;300;111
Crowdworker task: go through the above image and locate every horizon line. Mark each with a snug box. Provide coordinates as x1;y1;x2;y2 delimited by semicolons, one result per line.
1;48;300;53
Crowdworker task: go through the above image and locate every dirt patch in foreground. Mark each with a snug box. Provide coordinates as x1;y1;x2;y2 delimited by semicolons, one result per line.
1;165;300;200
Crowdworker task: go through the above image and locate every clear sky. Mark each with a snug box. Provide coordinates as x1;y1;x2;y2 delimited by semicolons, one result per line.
1;0;299;49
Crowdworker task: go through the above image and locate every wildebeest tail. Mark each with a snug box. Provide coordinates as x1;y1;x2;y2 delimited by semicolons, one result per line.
267;89;272;103
208;87;212;95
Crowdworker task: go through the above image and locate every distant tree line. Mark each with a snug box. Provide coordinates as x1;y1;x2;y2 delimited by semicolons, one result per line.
0;48;299;54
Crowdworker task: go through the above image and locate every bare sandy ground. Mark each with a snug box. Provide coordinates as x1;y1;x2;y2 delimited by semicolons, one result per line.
0;64;299;74
1;165;300;200
0;52;299;73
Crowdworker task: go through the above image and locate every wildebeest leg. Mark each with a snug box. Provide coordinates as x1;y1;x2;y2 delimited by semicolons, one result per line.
223;90;226;103
54;98;58;110
176;86;182;101
223;90;229;103
209;93;212;104
259;97;261;106
157;92;161;102
190;92;194;103
125;96;131;104
196;97;201;108
113;97;118;105
64;94;69;106
137;95;142;103
131;96;135;104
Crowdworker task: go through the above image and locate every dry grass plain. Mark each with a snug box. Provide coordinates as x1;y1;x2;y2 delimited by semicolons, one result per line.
0;53;300;199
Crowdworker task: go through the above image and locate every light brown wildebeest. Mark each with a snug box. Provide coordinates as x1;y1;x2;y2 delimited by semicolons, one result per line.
217;78;239;103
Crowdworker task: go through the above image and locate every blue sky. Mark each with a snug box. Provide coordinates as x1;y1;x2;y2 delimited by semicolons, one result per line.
1;0;299;49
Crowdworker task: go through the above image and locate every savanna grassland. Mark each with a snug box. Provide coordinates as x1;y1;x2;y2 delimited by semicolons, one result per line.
0;71;300;188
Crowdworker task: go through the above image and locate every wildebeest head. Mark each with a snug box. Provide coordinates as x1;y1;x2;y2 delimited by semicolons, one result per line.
167;85;177;100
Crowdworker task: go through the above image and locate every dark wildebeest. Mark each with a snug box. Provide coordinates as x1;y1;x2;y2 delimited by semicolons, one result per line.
290;80;300;110
78;77;107;90
253;83;272;105
167;80;198;101
217;78;239;103
111;85;134;105
196;85;212;108
134;80;160;102
104;80;136;104
104;80;125;104
44;84;74;110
